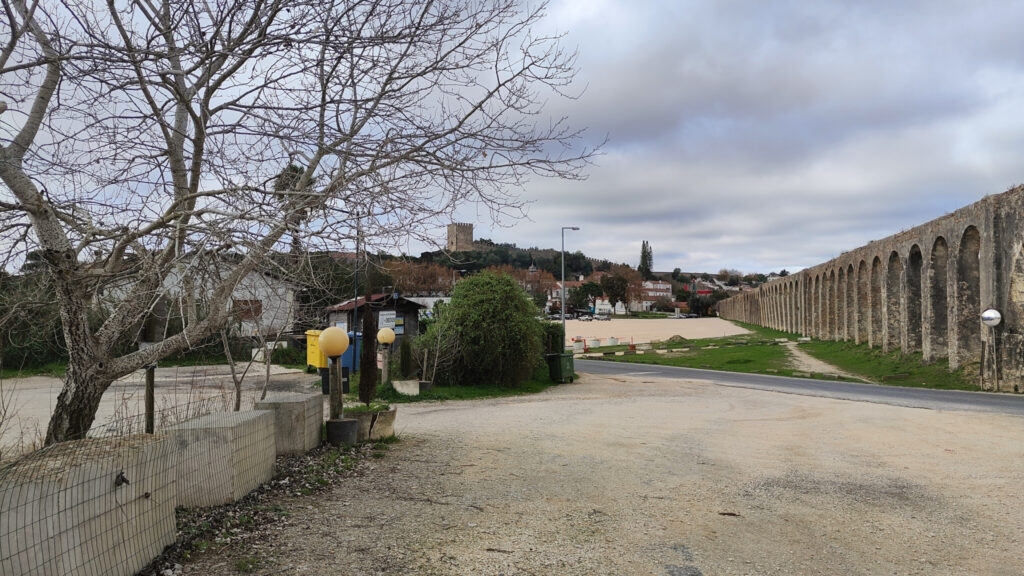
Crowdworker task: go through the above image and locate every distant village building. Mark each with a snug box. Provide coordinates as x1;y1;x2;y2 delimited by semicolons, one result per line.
640;280;673;310
446;223;474;252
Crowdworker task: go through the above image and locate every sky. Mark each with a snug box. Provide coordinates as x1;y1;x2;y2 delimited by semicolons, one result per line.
443;0;1024;275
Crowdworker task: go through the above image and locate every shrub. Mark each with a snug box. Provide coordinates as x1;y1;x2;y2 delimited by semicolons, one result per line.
398;335;414;378
540;322;565;355
433;271;543;388
270;345;305;366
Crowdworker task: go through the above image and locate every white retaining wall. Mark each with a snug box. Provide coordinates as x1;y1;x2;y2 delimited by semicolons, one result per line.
254;393;323;455
0;435;176;576
167;410;276;508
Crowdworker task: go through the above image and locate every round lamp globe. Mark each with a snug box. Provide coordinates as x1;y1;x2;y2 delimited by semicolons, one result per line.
319;326;350;358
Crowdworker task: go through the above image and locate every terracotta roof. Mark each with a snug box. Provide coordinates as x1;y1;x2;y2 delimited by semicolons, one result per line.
324;294;425;312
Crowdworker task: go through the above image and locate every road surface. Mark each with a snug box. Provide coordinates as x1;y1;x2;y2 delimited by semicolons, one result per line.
578;358;1024;416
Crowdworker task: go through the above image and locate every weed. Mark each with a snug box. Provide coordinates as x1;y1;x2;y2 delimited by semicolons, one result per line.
234;556;260;573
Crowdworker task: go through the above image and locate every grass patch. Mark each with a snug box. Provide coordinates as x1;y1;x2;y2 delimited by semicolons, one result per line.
798;339;977;390
341;401;391;413
604;339;800;376
591;319;979;391
0;362;66;379
372;362;558;403
376;377;556;403
595;321;862;380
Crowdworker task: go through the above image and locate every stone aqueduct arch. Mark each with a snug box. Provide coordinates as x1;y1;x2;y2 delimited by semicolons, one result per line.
717;185;1024;392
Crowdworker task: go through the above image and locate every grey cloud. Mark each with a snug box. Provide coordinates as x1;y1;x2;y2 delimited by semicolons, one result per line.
444;0;1024;274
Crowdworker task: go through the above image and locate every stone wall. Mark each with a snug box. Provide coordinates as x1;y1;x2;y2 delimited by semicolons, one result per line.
718;185;1024;392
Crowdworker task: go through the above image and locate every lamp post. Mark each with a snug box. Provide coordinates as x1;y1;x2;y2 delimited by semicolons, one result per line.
982;309;1002;391
320;326;358;444
561;226;579;350
319;327;349;419
377;327;396;387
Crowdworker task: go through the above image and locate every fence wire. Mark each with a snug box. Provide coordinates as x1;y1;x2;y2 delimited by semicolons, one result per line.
0;370;305;576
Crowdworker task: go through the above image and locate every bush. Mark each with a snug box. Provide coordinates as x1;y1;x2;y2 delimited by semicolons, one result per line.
270;345;305;366
426;271;543;388
540;322;565;355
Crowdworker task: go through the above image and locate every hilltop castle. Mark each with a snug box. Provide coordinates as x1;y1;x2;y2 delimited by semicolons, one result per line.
446;223;473;252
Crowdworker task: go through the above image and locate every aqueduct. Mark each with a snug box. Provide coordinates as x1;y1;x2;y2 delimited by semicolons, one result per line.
717;185;1024;392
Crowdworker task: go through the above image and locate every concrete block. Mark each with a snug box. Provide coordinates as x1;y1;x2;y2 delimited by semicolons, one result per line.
167;411;275;507
391;380;421;396
0;435;176;576
254;392;323;455
343;408;397;442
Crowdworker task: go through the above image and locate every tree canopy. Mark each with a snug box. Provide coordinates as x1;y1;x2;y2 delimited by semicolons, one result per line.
0;0;594;443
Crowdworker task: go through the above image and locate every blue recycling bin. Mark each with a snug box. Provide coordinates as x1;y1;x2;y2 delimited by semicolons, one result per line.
342;332;362;372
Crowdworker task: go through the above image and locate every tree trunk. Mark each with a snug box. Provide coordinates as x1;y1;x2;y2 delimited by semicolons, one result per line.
45;360;113;444
359;300;377;405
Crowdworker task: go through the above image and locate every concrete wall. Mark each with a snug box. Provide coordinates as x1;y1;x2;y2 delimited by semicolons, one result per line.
0;397;331;576
0;435;176;576
254;393;323;455
167;411;276;507
718;185;1024;392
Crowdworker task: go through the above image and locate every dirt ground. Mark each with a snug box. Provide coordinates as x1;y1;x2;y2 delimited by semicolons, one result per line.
783;341;866;381
563;317;749;347
0;318;743;452
0;365;312;454
183;371;1024;576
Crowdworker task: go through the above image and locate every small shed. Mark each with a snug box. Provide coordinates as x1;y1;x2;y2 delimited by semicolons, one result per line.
324;294;425;345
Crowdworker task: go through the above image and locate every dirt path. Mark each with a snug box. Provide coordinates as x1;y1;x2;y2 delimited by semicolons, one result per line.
183;372;1024;575
782;341;867;381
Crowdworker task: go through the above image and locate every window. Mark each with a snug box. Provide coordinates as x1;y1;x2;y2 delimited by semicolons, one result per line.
232;299;263;320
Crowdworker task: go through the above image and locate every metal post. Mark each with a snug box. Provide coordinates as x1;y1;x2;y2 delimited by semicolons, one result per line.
381;345;390;386
561;229;566;347
352;211;359;373
560;226;579;351
329;356;342;419
144;365;155;433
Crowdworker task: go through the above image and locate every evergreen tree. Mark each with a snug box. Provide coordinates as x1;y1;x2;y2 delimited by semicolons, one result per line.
639;241;654;280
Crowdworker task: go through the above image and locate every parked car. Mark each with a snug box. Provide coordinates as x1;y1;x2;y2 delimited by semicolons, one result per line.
595;314;611;321
578;315;593;322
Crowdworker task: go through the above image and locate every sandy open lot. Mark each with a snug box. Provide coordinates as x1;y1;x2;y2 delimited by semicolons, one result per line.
563;316;749;347
183;370;1024;575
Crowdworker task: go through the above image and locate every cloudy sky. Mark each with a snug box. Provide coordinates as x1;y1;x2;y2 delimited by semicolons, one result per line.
445;0;1024;274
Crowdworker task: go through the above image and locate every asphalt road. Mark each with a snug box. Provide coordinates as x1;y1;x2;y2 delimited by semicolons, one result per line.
577;358;1024;416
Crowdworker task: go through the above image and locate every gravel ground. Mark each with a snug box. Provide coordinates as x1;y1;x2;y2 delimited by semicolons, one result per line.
181;372;1024;575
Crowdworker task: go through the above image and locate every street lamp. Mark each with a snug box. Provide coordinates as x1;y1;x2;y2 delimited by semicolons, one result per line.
561;226;580;349
320;327;357;445
377;327;396;386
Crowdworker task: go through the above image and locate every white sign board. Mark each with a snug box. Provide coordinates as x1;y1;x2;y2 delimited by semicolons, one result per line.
379;310;396;329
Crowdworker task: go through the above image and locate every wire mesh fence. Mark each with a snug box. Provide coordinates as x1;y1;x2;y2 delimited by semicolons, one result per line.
0;368;320;576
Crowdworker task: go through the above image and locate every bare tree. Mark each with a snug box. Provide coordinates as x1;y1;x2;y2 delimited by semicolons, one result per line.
0;0;595;444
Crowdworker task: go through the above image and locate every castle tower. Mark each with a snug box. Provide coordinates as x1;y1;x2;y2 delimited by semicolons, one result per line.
446;223;473;252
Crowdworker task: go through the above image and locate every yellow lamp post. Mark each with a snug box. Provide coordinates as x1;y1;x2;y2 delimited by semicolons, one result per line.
319;327;349;419
377;327;396;387
319;327;358;445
